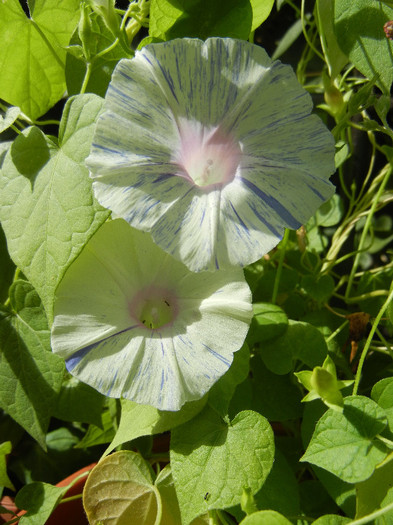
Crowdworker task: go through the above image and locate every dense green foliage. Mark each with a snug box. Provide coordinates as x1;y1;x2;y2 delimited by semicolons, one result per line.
1;0;393;524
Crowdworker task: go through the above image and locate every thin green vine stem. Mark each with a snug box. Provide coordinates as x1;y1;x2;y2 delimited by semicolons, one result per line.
152;485;162;525
345;164;392;300
94;38;120;60
335;289;388;304
285;0;301;15
348;500;393;524
31;119;60;126
79;61;94;95
376;434;393;449
272;228;290;304
325;319;348;343
59;493;82;504
301;0;325;62
354;128;376;203
375;326;393;356
9;124;22;135
353;282;393;396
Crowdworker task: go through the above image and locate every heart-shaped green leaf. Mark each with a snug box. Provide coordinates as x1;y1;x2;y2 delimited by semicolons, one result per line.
334;0;393;94
0;94;109;321
83;451;157;525
0;0;80;119
0;281;64;448
171;408;274;524
301;396;388;483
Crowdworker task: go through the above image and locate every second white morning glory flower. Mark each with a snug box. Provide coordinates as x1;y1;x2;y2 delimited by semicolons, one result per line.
51;219;252;411
87;37;336;271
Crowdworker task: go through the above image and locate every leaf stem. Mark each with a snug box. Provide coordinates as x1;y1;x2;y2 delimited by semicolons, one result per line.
301;0;325;62
59;493;82;504
348;500;393;524
152;485;162;525
272;228;290;304
345;164;392;300
376;434;393;449
325;319;349;343
80;62;94;95
352;282;393;395
31;119;61;126
94;39;120;60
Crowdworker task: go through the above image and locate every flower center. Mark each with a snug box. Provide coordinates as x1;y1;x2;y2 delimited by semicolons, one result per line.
129;286;178;330
175;120;241;189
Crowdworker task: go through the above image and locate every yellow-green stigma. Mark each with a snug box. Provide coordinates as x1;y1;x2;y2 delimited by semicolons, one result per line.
139;297;173;329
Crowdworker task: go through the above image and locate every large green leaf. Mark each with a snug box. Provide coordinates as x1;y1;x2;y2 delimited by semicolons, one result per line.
0;281;64;449
153;466;210;525
208;343;250;417
105;397;206;455
334;0;393;94
16;482;68;525
52;375;105;427
0;0;80;119
75;409;116;449
171;407;274;524
259;320;328;374
254;448;300;516
301;396;388;483
83;457;209;525
372;378;393;435
83;451;157;525
250;0;275;31
356;458;393;519
149;0;253;40
0;94;109;322
247;302;288;347
251;356;302;421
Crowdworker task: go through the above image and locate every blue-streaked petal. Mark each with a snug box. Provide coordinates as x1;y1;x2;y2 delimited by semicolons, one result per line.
87;37;336;271
51;219;252;411
150;188;220;271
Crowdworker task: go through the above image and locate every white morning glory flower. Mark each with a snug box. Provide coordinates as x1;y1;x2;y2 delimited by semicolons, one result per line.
87;37;336;271
51;219;252;411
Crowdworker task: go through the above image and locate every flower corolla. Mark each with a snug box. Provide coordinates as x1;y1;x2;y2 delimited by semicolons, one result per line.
87;37;336;271
51;219;252;411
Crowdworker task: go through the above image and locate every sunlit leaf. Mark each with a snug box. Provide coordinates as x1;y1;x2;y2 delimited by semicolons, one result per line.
171;407;274;524
334;0;393;94
16;482;68;525
302;396;388;483
0;94;109;321
0;0;80;119
250;0;275;31
83;451;157;525
0;281;64;449
356;457;393;520
105;397;206;455
259;320;328;374
149;0;253;40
